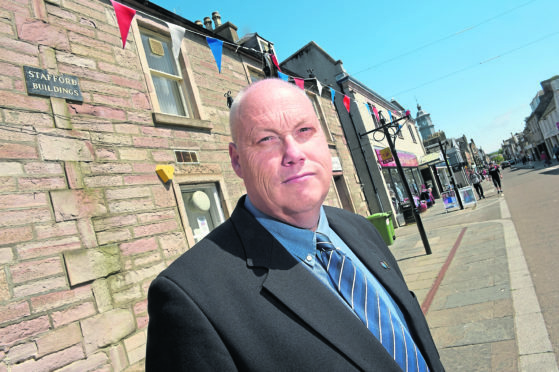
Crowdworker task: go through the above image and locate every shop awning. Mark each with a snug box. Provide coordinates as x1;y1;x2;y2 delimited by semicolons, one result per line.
419;151;443;166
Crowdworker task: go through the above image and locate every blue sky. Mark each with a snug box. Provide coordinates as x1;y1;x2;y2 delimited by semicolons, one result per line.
151;0;558;153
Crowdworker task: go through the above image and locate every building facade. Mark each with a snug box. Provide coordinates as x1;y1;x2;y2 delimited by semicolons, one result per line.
0;1;367;370
281;42;427;226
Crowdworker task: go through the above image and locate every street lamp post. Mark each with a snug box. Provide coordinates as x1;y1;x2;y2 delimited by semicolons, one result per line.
360;110;431;255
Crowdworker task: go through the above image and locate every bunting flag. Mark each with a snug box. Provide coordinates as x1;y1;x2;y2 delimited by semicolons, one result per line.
206;37;224;73
167;22;186;62
316;79;323;97
388;110;393;122
372;106;380;122
277;71;289;82
270;54;281;72
343;95;351;113
365;102;371;114
293;77;304;90
330;87;336;103
111;0;136;49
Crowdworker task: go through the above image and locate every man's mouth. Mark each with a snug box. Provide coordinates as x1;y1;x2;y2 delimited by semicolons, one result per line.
283;172;313;183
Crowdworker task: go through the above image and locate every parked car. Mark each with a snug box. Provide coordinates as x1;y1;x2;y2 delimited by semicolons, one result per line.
501;160;510;168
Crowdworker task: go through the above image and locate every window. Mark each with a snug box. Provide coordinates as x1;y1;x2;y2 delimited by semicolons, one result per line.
306;92;333;142
181;183;225;243
368;104;380;128
248;68;265;83
139;29;190;117
408;125;417;143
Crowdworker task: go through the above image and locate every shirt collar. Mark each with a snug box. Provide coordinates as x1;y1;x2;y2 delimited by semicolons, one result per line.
244;196;328;266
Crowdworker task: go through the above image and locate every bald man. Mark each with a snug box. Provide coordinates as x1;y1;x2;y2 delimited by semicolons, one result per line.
146;79;444;371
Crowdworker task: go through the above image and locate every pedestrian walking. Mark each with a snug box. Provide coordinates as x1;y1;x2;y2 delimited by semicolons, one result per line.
540;151;551;167
469;170;485;199
488;163;504;195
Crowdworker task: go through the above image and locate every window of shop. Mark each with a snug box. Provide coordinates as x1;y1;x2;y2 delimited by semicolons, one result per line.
180;183;225;243
248;67;265;83
139;29;191;117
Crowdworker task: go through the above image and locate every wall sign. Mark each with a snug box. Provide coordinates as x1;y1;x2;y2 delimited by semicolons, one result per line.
23;66;83;102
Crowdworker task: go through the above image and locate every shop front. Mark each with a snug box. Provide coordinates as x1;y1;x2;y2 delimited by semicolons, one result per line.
376;148;426;225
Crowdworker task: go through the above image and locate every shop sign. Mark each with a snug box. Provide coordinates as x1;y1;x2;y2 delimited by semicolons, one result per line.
379;147;393;164
375;148;418;168
23;66;83;102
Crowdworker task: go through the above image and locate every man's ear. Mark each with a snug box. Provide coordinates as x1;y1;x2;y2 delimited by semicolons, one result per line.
229;142;243;178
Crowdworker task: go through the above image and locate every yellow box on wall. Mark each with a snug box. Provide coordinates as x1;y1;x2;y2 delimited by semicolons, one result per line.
155;165;175;183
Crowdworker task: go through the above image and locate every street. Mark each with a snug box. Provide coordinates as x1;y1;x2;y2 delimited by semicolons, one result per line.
389;161;559;371
501;163;559;367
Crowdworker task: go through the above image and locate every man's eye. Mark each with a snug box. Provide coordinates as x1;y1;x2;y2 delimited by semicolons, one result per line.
258;136;274;143
299;127;313;133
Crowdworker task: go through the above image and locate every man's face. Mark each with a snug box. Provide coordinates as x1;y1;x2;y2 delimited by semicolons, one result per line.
229;81;332;229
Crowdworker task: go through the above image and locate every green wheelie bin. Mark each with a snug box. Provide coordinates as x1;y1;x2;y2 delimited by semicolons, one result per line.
366;212;395;246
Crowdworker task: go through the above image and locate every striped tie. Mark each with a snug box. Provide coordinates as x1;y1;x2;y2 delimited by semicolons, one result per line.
316;233;428;372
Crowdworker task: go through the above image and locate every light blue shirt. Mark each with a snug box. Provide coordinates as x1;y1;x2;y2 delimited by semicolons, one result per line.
244;197;408;329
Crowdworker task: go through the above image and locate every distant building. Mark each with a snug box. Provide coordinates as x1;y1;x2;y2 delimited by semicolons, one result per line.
415;104;436;141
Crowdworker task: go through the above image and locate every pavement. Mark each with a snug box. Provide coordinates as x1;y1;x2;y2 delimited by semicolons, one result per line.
389;172;559;372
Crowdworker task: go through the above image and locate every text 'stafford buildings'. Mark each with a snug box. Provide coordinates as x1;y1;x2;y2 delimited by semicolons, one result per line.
0;0;367;370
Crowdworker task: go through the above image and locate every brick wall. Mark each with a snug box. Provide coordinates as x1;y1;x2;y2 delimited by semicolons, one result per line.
0;0;367;370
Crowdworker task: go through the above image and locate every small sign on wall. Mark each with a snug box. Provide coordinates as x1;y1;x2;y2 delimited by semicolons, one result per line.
23;66;83;102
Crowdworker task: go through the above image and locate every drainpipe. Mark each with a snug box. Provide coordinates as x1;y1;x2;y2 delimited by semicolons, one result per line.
336;83;385;213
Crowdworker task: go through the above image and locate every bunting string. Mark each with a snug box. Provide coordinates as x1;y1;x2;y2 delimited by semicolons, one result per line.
109;1;408;117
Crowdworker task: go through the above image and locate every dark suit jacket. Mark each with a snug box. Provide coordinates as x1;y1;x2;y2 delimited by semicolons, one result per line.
146;197;445;371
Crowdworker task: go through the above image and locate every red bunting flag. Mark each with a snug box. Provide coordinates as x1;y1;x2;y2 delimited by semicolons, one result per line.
270;54;281;72
111;0;136;49
293;77;304;90
343;95;351;113
372;106;380;121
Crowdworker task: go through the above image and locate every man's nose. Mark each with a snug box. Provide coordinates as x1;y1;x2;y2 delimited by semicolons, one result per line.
282;136;306;165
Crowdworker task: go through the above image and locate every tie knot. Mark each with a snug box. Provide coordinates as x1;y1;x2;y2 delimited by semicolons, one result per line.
316;233;335;252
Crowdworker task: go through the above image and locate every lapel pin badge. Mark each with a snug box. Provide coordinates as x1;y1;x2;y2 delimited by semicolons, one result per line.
380;260;390;269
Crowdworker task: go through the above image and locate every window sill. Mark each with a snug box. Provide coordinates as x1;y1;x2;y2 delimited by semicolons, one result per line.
153;112;213;131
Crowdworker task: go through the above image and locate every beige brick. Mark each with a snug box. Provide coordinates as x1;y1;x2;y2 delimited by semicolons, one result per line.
17;177;67;191
31;285;92;313
105;187;151;200
51;189;107;222
64;245;120;286
112;285;142;307
81;309;135;354
0;208;51;227
56;352;109;372
11;344;84;372
18;18;70;51
91;278;112;313
108;198;154;214
36;323;82;357
92;214;137;231
83;175;123;188
77;218;98;248
133;220;178;238
108;343;128;372
0;143;38;160
17;236;82;260
108;263;165;292
0;193;47;209
0;269;10;302
0;248;14;264
13;276;67;298
0;162;23;175
64;161;84;189
10;257;63;284
23;162;64;175
5;341;37;365
38;135;94;161
0;300;30;324
120;237;157;256
0;316;50;348
124;331;146;365
96;228;132;245
0;226;33;246
137;209;175;223
118;148;149;161
35;221;78;240
52;301;96;327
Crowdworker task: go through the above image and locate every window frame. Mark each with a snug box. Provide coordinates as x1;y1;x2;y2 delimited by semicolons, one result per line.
306;91;334;143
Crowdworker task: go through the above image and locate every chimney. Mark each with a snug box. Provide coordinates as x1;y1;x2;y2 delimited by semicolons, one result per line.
204;17;213;30
212;11;222;27
195;20;203;27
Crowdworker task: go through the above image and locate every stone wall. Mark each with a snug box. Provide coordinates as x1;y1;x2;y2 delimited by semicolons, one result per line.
0;0;367;370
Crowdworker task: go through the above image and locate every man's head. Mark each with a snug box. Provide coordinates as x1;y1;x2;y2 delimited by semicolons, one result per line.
229;79;332;230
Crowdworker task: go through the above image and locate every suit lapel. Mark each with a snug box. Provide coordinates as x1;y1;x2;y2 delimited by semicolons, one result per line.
230;201;399;371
